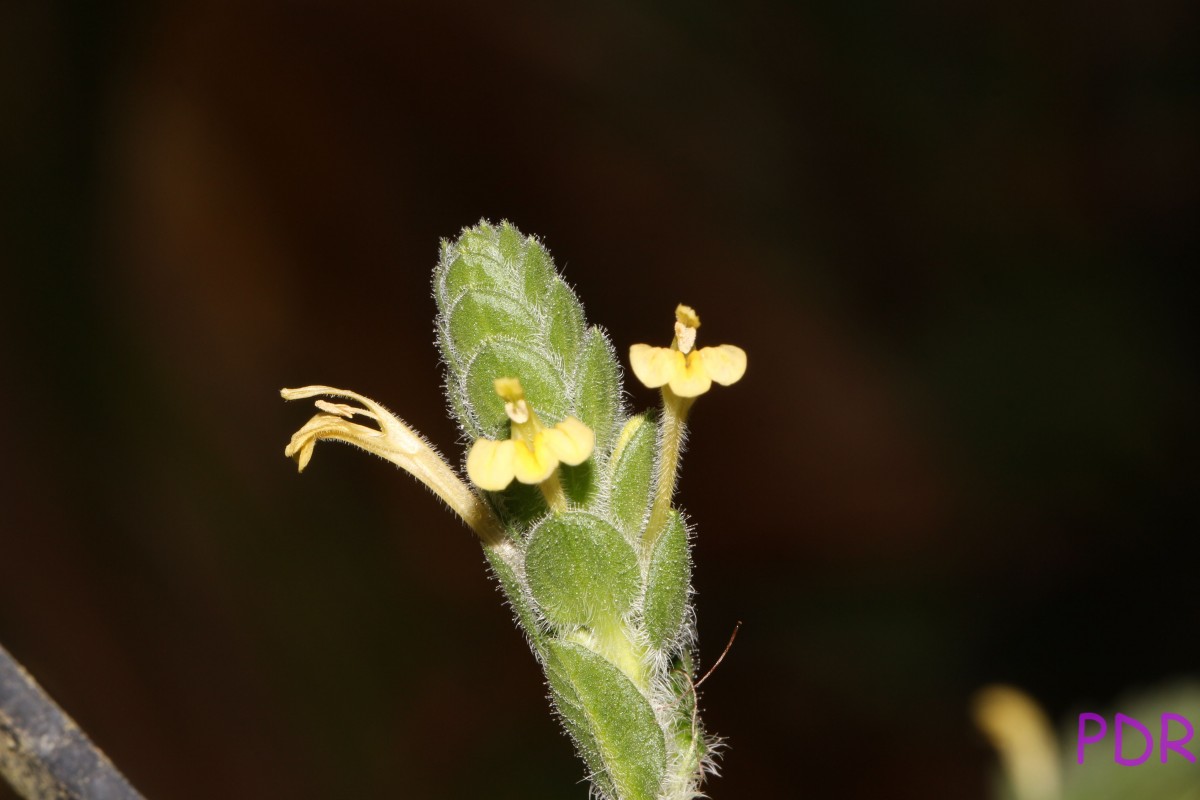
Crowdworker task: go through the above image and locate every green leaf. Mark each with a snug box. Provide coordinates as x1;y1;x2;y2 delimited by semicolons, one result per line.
520;233;555;307
454;223;509;283
559;460;599;508
545;279;585;365
572;326;622;458
644;512;690;650
436;224;511;312
462;339;569;439
609;413;658;538
491;481;552;528
445;290;539;367
496;220;524;265
435;221;585;441
545;640;666;800
525;512;640;627
437;253;495;313
662;652;707;773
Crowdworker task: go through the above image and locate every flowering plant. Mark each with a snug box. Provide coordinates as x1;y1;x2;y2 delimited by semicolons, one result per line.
283;221;745;800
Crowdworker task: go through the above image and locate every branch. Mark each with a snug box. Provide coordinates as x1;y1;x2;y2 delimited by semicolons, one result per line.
0;642;144;800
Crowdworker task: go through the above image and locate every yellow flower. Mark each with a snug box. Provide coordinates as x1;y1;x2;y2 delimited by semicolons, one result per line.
629;304;746;397
466;377;595;491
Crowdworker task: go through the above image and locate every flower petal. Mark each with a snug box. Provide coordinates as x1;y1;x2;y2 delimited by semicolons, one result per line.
283;385;507;545
282;385;420;454
512;435;558;484
286;432;318;472
698;344;747;386
543;416;595;466
284;413;381;472
629;344;684;388
669;351;713;397
466;438;516;491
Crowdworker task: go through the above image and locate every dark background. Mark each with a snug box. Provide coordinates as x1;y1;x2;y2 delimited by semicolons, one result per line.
1;1;1195;797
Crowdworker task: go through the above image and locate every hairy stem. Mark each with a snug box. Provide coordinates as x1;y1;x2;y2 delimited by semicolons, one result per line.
644;390;693;550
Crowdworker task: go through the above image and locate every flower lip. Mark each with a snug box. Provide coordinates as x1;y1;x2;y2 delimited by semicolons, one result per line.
464;377;596;492
628;306;746;398
465;438;516;491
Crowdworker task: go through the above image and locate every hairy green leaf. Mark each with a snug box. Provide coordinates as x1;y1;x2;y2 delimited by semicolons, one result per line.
573;327;622;458
545;279;586;364
644;512;690;650
526;512;640;627
609;413;658;538
559;460;599;508
545;640;666;800
435;221;604;443
446;290;538;367
463;339;569;438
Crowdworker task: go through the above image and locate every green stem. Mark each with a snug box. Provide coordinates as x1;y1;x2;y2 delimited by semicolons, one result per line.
644;389;693;550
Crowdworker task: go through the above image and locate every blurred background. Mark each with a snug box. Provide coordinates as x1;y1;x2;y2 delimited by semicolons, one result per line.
1;1;1195;797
